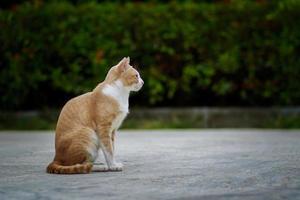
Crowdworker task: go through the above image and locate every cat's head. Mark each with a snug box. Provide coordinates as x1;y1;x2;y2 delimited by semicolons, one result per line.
105;57;144;92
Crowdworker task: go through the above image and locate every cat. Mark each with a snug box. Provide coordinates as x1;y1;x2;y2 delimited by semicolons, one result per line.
47;57;143;174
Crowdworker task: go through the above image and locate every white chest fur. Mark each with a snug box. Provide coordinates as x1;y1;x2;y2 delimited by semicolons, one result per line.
102;80;129;130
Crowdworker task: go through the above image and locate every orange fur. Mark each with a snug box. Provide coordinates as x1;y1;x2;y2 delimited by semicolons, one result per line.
47;57;143;174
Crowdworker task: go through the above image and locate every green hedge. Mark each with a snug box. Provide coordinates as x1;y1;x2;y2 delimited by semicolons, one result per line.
0;1;300;110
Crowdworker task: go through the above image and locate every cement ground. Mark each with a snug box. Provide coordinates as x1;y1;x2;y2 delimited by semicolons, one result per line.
0;130;300;200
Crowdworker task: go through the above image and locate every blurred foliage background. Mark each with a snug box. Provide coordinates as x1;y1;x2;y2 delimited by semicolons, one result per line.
0;0;300;111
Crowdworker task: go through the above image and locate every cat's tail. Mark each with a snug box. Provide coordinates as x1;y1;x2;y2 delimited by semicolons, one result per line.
46;161;93;174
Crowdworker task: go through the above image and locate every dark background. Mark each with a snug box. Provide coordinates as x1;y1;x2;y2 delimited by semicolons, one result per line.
1;0;299;111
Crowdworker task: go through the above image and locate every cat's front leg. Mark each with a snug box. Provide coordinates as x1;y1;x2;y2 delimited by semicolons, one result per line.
97;127;123;171
112;130;115;152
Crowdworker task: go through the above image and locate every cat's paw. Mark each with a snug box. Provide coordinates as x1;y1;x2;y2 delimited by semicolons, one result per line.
109;162;123;171
93;164;109;172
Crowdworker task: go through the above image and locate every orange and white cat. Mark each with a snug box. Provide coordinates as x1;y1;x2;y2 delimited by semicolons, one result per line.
47;57;143;174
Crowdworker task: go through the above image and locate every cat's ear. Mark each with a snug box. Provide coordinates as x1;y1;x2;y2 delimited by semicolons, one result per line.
117;57;130;73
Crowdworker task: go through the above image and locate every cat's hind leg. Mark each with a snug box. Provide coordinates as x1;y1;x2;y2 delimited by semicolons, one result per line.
47;127;98;174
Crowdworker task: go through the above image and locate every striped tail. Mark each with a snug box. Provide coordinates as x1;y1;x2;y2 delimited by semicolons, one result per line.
46;161;93;174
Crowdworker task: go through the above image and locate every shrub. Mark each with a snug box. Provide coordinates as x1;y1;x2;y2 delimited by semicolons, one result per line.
0;0;299;110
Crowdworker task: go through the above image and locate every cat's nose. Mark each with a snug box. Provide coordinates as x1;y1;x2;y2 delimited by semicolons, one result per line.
141;80;144;85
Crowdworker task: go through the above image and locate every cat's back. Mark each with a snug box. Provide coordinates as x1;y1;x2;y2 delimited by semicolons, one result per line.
56;92;94;134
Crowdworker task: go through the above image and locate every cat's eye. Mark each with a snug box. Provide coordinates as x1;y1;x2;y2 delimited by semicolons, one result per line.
135;74;138;78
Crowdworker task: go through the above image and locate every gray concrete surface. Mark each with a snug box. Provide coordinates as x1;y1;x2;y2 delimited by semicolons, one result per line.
0;130;300;200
